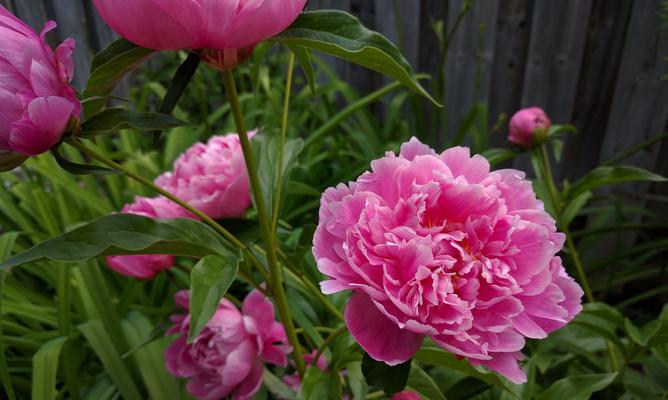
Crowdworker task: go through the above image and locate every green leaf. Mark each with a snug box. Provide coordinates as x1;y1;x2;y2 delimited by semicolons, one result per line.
80;108;189;137
569;166;667;200
252;135;304;222
361;353;411;395
31;337;69;400
188;254;239;342
298;367;329;400
561;190;592;226
79;320;143;400
0;214;232;270
83;39;155;116
407;363;446;400
414;347;516;394
272;11;438;106
153;52;201;143
537;373;617;400
345;361;368;400
0;233;18;400
263;369;297;400
51;147;117;176
121;311;181;400
288;45;316;95
625;318;662;347
481;148;518;166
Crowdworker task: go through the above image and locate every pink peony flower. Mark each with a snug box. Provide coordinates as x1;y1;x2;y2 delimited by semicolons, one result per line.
0;6;80;158
91;0;306;70
508;107;551;149
106;196;191;279
165;289;291;400
156;133;253;220
312;137;583;384
392;391;421;400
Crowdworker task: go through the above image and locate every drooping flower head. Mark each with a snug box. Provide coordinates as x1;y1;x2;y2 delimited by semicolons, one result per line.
165;290;291;400
0;6;80;162
313;137;583;383
106;196;191;279
156;133;253;220
91;0;307;70
508;107;551;149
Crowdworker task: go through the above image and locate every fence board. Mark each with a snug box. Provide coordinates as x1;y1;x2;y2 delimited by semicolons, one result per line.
444;0;500;143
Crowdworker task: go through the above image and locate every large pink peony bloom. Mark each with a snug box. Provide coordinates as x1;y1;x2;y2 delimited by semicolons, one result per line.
312;137;583;383
508;107;551;149
106;196;191;279
92;0;306;69
0;6;80;159
165;290;291;400
156;133;253;220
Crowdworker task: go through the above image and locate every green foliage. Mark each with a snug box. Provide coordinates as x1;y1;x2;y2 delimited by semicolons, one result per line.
361;353;411;395
188;254;239;341
80;108;189;137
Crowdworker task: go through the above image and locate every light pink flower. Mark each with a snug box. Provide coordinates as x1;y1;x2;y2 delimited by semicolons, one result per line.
106;196;191;279
312;137;583;384
392;391;421;400
0;6;80;158
165;290;291;400
156;133;253;220
91;0;306;69
508;107;551;149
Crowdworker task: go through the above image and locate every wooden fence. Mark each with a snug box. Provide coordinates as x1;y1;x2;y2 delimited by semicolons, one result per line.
1;0;667;188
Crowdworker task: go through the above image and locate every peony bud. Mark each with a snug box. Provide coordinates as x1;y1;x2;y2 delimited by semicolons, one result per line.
91;0;306;70
508;107;551;149
0;6;80;160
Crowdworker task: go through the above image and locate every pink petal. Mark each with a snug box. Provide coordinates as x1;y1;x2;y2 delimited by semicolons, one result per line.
474;352;527;384
345;292;424;365
9;96;74;155
235;360;264;400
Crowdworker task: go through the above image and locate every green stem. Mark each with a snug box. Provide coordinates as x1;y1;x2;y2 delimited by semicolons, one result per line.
312;325;347;367
537;145;618;371
65;138;246;252
221;70;305;378
272;53;295;233
56;265;71;336
538;146;594;303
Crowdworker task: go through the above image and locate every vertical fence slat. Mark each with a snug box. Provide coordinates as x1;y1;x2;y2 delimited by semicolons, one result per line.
7;0;48;32
444;0;500;144
487;0;533;148
560;0;633;181
514;0;592;172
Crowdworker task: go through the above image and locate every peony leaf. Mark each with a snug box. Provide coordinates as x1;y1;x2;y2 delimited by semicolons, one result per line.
272;11;439;106
297;367;329;400
83;38;155;117
0;214;232;270
287;44;316;95
80;108;189;138
252;135;304;224
188;254;239;342
481;148;518;167
31;337;70;400
537;373;617;400
407;363;446;400
568;165;667;200
361;352;411;395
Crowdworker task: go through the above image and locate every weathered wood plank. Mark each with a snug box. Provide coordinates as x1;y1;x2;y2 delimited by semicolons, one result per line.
444;0;500;144
487;0;533;148
560;0;633;181
7;0;48;32
513;0;593;173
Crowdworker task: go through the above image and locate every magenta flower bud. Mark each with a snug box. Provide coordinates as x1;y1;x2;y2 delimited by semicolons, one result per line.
392;391;421;400
0;6;80;159
508;107;551;149
91;0;306;70
165;290;291;400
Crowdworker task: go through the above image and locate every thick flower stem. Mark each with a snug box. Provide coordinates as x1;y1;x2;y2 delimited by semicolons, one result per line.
221;70;306;378
65;138;247;252
537;145;618;371
537;145;594;303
